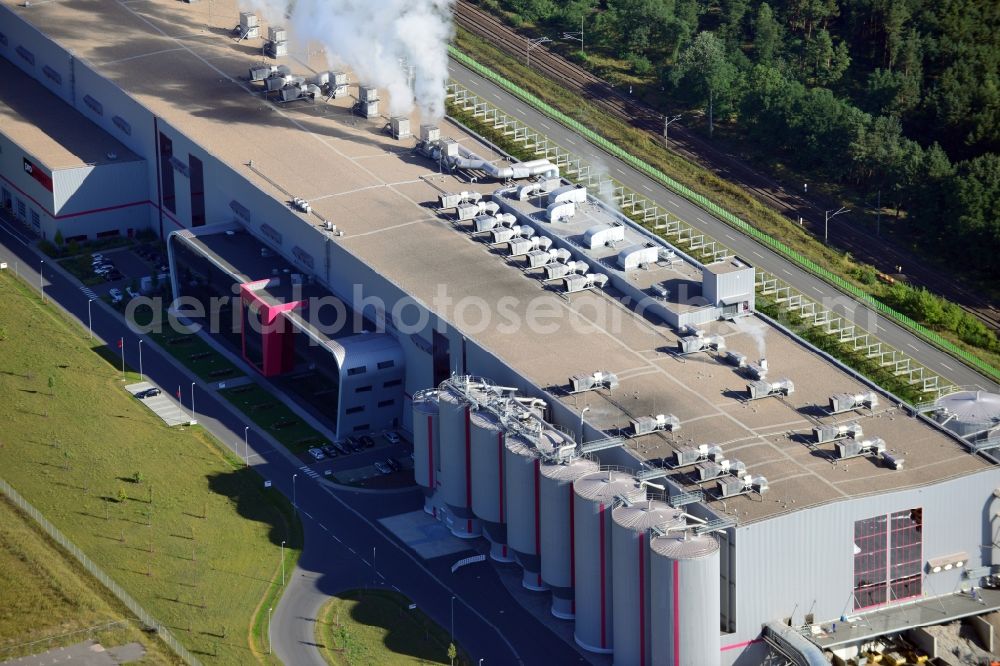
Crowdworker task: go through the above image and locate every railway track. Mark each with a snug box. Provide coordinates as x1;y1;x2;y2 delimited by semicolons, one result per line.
453;0;1000;335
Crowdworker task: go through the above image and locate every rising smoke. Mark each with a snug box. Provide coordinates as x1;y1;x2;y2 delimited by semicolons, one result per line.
735;315;768;359
244;0;455;119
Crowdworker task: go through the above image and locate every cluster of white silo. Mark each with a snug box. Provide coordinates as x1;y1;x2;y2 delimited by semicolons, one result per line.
412;376;723;666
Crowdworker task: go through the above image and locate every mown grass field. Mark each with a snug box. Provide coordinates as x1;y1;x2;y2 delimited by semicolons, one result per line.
0;270;298;664
315;590;463;666
0;497;177;663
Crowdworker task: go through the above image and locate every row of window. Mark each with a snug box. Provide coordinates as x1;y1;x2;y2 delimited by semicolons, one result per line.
345;399;396;415
355;379;402;393
346;360;396;376
853;509;923;610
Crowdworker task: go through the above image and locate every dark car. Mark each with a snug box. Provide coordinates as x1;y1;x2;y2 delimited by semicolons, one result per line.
321;444;339;458
136;388;161;399
385;457;401;472
346;436;363;452
332;440;350;455
360;435;375;448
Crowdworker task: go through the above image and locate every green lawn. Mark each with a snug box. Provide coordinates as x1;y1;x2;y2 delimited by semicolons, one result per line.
315;590;465;666
0;497;178;663
0;270;299;665
58;254;104;286
219;383;327;454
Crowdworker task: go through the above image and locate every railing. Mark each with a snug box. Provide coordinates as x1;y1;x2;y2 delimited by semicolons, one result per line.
445;77;957;403
0;478;202;666
447;46;1000;385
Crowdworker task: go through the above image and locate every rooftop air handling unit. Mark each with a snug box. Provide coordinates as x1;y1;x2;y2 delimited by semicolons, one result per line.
563;272;609;294
829;391;879;414
813;421;863;444
389;116;410;140
438;191;483;210
677;329;726;355
631;414;681;436
717;474;769;498
570;371;619;393
673;443;725;467
747;378;794;400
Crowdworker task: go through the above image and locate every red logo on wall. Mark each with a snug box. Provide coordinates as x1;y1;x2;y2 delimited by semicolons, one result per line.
23;157;53;192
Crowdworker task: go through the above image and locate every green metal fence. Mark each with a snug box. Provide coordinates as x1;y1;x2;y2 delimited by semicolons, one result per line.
448;47;1000;384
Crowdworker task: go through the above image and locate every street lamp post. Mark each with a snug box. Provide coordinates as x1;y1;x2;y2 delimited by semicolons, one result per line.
39;260;43;300
578;406;591;445
281;540;286;586
267;606;272;654
190;382;196;417
138;339;144;381
663;114;682;146
450;595;456;665
824;206;850;243
292;473;297;514
526;36;551;67
88;298;94;339
372;546;376;585
244;426;250;466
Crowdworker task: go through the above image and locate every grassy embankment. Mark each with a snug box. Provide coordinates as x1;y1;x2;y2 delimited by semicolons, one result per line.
315;589;466;666
0;269;300;664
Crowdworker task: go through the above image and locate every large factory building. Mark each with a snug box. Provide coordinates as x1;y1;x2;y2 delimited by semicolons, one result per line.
3;0;999;664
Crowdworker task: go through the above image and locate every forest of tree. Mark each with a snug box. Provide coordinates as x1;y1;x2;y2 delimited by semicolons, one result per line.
478;0;1000;275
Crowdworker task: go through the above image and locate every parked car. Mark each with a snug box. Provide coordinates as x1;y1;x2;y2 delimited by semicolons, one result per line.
385;457;401;472
332;440;350;455
109;288;123;304
90;253;104;263
374;461;392;475
106;270;124;282
93;264;112;275
307;447;325;461
346;436;363;452
360;435;375;448
384;430;401;444
136;387;161;399
125;287;139;299
321;444;339;458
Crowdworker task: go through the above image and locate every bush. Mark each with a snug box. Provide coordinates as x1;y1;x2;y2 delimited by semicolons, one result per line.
627;53;653;77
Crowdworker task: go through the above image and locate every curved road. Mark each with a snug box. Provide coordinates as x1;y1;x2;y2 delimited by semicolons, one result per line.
446;59;999;393
0;220;587;666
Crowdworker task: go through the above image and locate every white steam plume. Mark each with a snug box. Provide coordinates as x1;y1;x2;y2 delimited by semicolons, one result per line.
735;316;768;359
244;0;455;120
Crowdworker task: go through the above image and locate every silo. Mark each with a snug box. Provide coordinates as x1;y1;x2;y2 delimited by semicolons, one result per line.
437;386;480;538
649;533;721;666
469;409;513;562
539;456;599;619
504;431;549;590
412;389;440;515
612;500;684;666
573;470;645;654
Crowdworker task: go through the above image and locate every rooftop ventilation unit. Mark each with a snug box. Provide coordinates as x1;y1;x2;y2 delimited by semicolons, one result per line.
489;225;533;245
813;421;863;444
390;117;410;140
516;182;543;200
677;332;726;355
746;378;794;400
325;72;349;98
564;272;609;294
746;358;768;380
828;391;879;414
569;371;619;394
631;414;681;436
290;197;311;213
718;474;769;498
249;65;274;82
420;124;440;142
583;223;625;250
880;451;904;470
509;235;552;257
359;86;379;103
456;200;500;221
439;192;482;210
237;11;259;40
547;184;587;206
695;458;746;482
834;437;886;460
617;244;659;272
724;351;747;368
673;444;724;467
526;247;571;269
472;213;516;233
264;28;288;58
547;201;575;223
543;260;584;282
267;26;287;43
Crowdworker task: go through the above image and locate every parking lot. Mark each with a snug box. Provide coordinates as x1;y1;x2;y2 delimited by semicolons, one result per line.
60;243;169;301
294;431;413;486
124;381;192;426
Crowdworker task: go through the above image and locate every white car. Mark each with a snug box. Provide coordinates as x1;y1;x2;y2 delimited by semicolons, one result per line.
109;288;123;303
307;447;325;461
384;430;401;444
90;253;104;263
374;461;392;475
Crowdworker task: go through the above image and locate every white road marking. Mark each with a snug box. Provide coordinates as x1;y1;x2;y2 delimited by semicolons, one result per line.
348;547;356;554
515;107;526;115
782;269;792;276
642;184;653;192
301;510;313;519
470;79;480;86
724;234;736;241
812;287;824;295
492;93;501;100
319;523;328;531
565;138;576;145
615;168;626;175
907;343;919;351
940;362;954;371
668;201;680;208
540;122;550;130
752;251;764;259
696;217;707;224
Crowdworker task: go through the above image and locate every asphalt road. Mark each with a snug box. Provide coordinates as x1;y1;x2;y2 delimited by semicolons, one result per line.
446;60;999;394
0;219;588;666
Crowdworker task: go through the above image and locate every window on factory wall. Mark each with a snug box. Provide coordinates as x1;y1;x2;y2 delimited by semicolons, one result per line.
853;509;922;610
189;154;205;227
159;132;176;214
30;210;39;229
